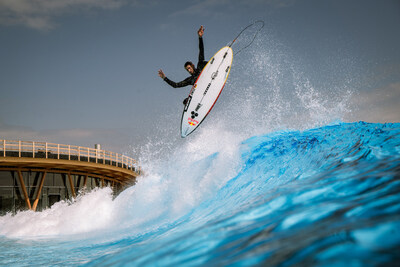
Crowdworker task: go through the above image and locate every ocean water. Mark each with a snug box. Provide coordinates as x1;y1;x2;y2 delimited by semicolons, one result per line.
0;121;399;266
1;31;400;266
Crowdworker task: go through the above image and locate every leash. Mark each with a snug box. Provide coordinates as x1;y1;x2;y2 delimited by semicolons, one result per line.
229;20;265;55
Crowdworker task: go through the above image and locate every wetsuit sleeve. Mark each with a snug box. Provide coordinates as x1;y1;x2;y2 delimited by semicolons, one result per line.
198;37;205;63
163;76;193;88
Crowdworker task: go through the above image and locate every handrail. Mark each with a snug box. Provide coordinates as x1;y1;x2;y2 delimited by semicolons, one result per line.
0;140;140;173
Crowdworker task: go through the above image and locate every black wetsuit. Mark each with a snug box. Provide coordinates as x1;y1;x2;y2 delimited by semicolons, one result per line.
163;37;207;88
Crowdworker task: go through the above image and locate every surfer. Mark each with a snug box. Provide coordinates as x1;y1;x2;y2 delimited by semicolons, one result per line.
158;25;207;105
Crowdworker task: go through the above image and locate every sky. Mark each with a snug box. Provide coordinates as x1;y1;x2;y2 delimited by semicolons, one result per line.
0;0;399;156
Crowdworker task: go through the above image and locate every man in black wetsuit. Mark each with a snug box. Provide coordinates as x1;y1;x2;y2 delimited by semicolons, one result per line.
158;25;207;105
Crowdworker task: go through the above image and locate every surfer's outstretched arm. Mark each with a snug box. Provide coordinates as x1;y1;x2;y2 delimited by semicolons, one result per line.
198;36;204;63
158;26;205;89
198;25;205;63
159;69;193;88
164;76;193;88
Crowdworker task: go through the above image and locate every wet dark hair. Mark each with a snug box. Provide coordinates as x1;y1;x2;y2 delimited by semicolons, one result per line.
184;61;194;68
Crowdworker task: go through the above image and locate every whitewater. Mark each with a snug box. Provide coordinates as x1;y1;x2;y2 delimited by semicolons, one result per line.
1;32;400;266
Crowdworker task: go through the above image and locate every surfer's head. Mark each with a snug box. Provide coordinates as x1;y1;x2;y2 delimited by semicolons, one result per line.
184;61;195;75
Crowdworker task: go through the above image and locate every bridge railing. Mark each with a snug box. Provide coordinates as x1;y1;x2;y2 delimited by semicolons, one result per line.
0;140;139;173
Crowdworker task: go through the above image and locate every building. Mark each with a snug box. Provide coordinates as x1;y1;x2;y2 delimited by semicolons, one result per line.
0;140;140;214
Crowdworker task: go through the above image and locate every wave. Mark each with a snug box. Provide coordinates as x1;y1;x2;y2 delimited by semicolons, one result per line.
1;122;399;266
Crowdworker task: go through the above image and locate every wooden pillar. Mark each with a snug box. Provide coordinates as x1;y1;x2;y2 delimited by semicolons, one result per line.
17;170;32;210
32;171;47;211
83;175;88;187
68;173;76;198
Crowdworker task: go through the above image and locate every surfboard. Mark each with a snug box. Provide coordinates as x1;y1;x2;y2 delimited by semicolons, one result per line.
180;46;233;138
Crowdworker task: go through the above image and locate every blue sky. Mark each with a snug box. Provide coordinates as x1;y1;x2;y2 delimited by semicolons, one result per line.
0;0;399;155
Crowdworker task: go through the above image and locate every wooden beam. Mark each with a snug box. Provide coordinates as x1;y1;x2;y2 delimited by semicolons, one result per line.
0;157;139;177
68;173;76;198
83;175;88;187
0;167;125;183
32;171;47;211
17;170;32;210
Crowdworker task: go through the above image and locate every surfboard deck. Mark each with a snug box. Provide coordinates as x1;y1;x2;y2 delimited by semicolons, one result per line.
180;46;233;138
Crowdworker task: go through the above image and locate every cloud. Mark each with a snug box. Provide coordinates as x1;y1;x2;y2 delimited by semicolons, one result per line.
169;0;295;18
0;0;128;30
169;0;229;17
346;82;400;123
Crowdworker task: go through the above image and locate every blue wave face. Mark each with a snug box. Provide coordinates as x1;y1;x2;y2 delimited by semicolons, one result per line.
99;122;400;266
2;122;399;266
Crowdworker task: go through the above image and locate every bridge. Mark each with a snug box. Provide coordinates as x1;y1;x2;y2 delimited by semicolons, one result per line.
0;140;140;213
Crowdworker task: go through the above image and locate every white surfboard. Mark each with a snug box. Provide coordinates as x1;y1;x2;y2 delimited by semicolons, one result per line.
180;46;233;138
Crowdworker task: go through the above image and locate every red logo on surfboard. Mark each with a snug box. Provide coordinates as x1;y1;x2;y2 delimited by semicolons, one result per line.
188;118;199;126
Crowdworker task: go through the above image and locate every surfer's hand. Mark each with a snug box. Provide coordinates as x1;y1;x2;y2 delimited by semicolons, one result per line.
198;25;204;37
158;69;166;79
